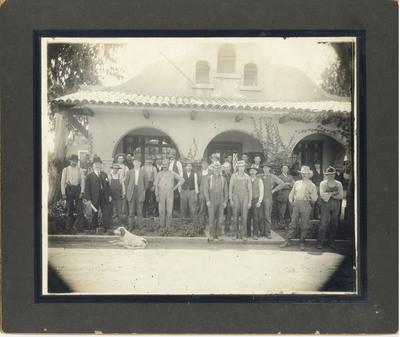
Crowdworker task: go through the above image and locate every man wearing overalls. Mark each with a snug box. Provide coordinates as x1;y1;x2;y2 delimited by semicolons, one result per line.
280;165;318;250
229;160;252;241
108;162;126;220
204;162;228;241
317;166;344;249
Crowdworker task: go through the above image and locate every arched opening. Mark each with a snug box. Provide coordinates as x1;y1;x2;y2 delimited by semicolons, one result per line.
195;60;210;84
217;44;236;73
203;130;263;165
243;63;257;86
113;127;180;163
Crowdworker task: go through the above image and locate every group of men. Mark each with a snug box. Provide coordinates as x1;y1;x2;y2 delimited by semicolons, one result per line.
60;152;344;250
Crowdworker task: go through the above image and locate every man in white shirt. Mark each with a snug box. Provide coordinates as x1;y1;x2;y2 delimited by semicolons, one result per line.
197;159;211;227
280;165;318;250
247;164;264;240
169;153;183;215
61;154;85;234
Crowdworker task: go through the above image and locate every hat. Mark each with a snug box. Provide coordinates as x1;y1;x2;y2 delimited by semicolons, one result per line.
314;159;321;165
212;161;222;169
183;160;194;167
236;160;247;167
324;166;337;175
210;153;219;159
110;163;121;170
169;153;176;158
69;154;78;161
92;156;102;163
247;164;260;174
261;160;273;168
298;165;312;175
145;158;154;163
162;159;170;165
201;158;209;164
115;153;126;160
155;154;163;160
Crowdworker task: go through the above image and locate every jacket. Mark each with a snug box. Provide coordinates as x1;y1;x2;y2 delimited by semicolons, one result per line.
85;171;111;205
125;167;148;202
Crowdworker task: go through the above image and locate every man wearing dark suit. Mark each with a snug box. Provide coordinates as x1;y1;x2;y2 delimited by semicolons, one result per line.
125;158;148;230
85;156;112;231
311;159;324;219
277;164;295;227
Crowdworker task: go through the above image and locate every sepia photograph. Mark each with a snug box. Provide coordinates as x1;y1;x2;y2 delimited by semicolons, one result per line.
41;36;358;296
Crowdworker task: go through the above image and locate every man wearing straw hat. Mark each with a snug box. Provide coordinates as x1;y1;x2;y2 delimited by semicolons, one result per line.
204;161;229;241
317;166;344;249
280;165;318;250
229;160;252;241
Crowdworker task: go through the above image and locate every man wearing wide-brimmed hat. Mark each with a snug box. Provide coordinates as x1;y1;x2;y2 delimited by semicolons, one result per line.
280;165;318;250
258;161;285;239
246;164;264;240
204;161;228;241
108;162;126;219
317;166;344;249
229;160;252;241
85;156;112;232
180;160;199;223
61;154;85;234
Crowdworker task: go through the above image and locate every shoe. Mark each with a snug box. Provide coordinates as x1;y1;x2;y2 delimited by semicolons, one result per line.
266;233;272;239
317;243;323;250
253;236;258;240
300;243;306;251
280;241;290;248
241;236;247;241
232;236;237;240
208;237;214;242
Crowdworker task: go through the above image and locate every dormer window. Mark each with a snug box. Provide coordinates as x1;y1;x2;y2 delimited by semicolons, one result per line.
243;63;257;86
195;61;210;84
217;44;236;73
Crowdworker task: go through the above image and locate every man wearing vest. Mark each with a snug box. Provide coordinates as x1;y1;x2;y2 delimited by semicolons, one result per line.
247;164;264;240
204;161;228;241
317;166;344;249
258;161;285;239
222;162;233;234
61;154;85;234
108;162;126;220
229;160;252;241
311;159;324;220
277;164;295;227
168;153;183;216
180;161;199;223
280;165;318;250
143;158;158;218
197;159;211;228
155;159;185;228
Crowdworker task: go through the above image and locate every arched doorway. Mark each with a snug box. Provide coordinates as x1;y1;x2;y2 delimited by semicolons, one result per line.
113;127;180;163
204;130;263;165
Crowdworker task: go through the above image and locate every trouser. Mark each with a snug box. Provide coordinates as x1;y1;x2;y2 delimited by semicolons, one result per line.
208;195;225;237
224;201;232;233
180;189;197;222
110;198;122;219
144;181;157;217
122;197;129;216
91;190;110;230
278;199;293;222
286;200;312;244
247;198;262;237
312;192;321;219
173;187;180;214
232;194;249;237
128;188;143;228
262;199;273;235
198;193;208;226
65;185;84;231
317;198;341;245
158;189;174;228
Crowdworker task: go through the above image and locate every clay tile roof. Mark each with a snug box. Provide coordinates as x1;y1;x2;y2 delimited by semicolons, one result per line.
52;89;352;114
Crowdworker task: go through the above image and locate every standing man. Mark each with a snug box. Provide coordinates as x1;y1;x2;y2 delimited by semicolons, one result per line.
258;161;285;239
155;159;185;228
222;162;233;234
242;153;251;169
253;155;262;170
80;153;92;177
317;167;344;249
198;159;211;228
61;154;85;234
85;156;112;232
224;153;234;174
277;164;295;227
169;153;183;215
311;159;324;219
204;162;228;241
155;154;163;173
229;160;252;241
124;152;134;170
208;153;219;171
180;161;199;223
143;158;158;218
108;162;126;220
115;153;129;180
246;164;264;240
125;158;148;230
280;165;318;250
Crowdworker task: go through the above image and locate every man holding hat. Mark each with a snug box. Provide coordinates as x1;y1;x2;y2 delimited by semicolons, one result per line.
197;159;212;228
180;161;199;223
204;161;228;241
247;164;264;240
108;162;126;219
317;166;344;249
258;161;285;239
229;160;252;240
155;159;185;228
280;165;318;250
61;154;85;234
85;156;112;232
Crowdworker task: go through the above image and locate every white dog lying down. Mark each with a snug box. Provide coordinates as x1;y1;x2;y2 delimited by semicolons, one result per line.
109;227;147;249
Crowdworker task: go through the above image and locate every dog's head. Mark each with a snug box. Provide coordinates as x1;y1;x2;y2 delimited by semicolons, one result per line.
113;227;127;237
